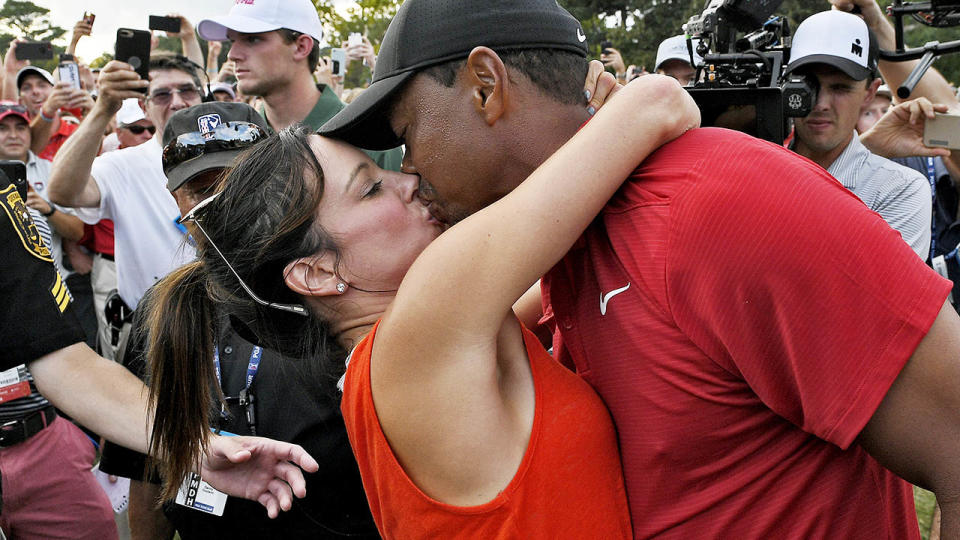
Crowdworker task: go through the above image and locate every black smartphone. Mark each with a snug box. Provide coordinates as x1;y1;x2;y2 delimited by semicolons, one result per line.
149;15;181;34
601;40;613;55
14;41;53;61
115;28;152;93
0;161;29;202
83;11;96;27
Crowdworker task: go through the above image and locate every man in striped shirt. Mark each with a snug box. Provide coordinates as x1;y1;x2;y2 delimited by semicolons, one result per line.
787;11;932;258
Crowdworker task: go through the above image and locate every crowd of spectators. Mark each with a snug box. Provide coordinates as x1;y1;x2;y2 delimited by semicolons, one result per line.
0;0;958;538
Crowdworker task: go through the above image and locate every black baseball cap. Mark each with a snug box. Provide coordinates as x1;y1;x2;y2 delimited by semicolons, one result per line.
318;0;589;151
162;102;269;192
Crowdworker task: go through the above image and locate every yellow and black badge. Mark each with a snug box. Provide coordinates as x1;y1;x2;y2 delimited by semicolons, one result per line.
0;183;52;262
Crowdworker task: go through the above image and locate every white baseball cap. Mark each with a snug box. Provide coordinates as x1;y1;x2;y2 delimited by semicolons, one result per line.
197;0;324;43
785;11;878;81
116;98;146;127
655;35;703;72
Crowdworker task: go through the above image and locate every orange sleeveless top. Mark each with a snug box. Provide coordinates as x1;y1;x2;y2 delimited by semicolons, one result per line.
340;321;632;539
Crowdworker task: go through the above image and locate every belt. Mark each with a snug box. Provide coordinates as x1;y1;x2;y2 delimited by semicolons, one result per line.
0;406;57;448
96;253;115;261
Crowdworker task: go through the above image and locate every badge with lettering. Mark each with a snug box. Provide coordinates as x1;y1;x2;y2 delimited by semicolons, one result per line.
0;365;32;404
0;184;51;261
175;473;228;516
197;114;222;141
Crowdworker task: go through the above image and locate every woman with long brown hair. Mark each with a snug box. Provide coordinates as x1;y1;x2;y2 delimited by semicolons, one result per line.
145;76;698;537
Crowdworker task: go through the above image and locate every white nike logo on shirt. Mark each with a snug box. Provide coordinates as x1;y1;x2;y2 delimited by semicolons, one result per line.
600;283;630;315
577;28;587;43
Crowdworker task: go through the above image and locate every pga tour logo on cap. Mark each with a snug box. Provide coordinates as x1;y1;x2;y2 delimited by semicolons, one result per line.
198;114;222;140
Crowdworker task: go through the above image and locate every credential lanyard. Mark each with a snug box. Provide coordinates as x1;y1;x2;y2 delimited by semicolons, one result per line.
927;157;937;261
213;345;262;435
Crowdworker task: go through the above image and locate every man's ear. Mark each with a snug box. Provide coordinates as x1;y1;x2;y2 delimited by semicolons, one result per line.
863;77;882;106
292;34;315;64
283;252;341;298
464;46;509;126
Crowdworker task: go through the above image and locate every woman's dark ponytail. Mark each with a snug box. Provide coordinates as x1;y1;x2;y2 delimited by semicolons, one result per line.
146;260;218;501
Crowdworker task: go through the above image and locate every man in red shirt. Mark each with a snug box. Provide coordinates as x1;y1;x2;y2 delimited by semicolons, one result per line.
320;0;960;537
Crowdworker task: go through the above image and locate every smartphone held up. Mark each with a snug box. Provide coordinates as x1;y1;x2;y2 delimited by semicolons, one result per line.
115;28;152;93
58;54;82;90
14;41;53;61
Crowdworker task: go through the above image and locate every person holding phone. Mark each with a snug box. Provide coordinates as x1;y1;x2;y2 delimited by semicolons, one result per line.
48;52;204;324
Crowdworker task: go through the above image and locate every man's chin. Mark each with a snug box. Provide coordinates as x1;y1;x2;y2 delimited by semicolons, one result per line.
236;80;267;98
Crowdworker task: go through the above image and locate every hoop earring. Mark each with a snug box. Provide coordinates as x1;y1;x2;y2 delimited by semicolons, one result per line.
336;282;347;294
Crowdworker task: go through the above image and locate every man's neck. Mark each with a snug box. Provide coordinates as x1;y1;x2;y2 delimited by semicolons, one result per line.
794;131;854;171
0;151;29;163
512;101;592;180
261;73;323;131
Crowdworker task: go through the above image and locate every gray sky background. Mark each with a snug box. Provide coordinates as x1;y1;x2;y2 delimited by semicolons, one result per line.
33;1;355;61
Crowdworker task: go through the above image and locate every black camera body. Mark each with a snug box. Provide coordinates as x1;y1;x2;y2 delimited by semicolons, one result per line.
683;0;818;142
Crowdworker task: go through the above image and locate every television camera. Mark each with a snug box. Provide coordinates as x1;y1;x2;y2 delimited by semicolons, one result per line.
681;0;960;142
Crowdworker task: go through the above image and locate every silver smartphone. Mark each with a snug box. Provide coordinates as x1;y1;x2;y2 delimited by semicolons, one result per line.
924;112;960;150
330;48;346;77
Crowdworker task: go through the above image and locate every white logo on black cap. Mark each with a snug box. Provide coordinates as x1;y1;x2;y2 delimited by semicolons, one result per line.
198;114;222;140
851;38;863;57
577;27;586;43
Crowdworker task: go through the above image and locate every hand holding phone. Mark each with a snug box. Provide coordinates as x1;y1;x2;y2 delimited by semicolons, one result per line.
924;112;960;150
83;12;96;27
149;15;182;34
15;41;53;61
58;54;82;90
115;28;152;92
330;48;346;78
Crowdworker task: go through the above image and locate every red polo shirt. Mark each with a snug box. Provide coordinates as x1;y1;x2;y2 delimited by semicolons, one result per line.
542;127;950;539
37;116;79;162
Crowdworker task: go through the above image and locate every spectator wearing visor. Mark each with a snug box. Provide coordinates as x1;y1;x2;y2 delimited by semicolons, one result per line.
208;82;238;103
115;99;156;149
98;101;378;539
786;11;932;259
197;0;402;172
654;35;703;87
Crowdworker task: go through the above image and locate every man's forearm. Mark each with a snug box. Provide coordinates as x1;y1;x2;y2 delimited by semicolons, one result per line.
30;342;153;453
46;210;84;241
1;72;16;102
867;9;959;107
47;107;110;207
182;35;204;73
30;114;57;155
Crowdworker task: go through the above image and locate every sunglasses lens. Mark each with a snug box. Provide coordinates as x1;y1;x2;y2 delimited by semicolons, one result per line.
127;125;156;135
162;122;266;175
